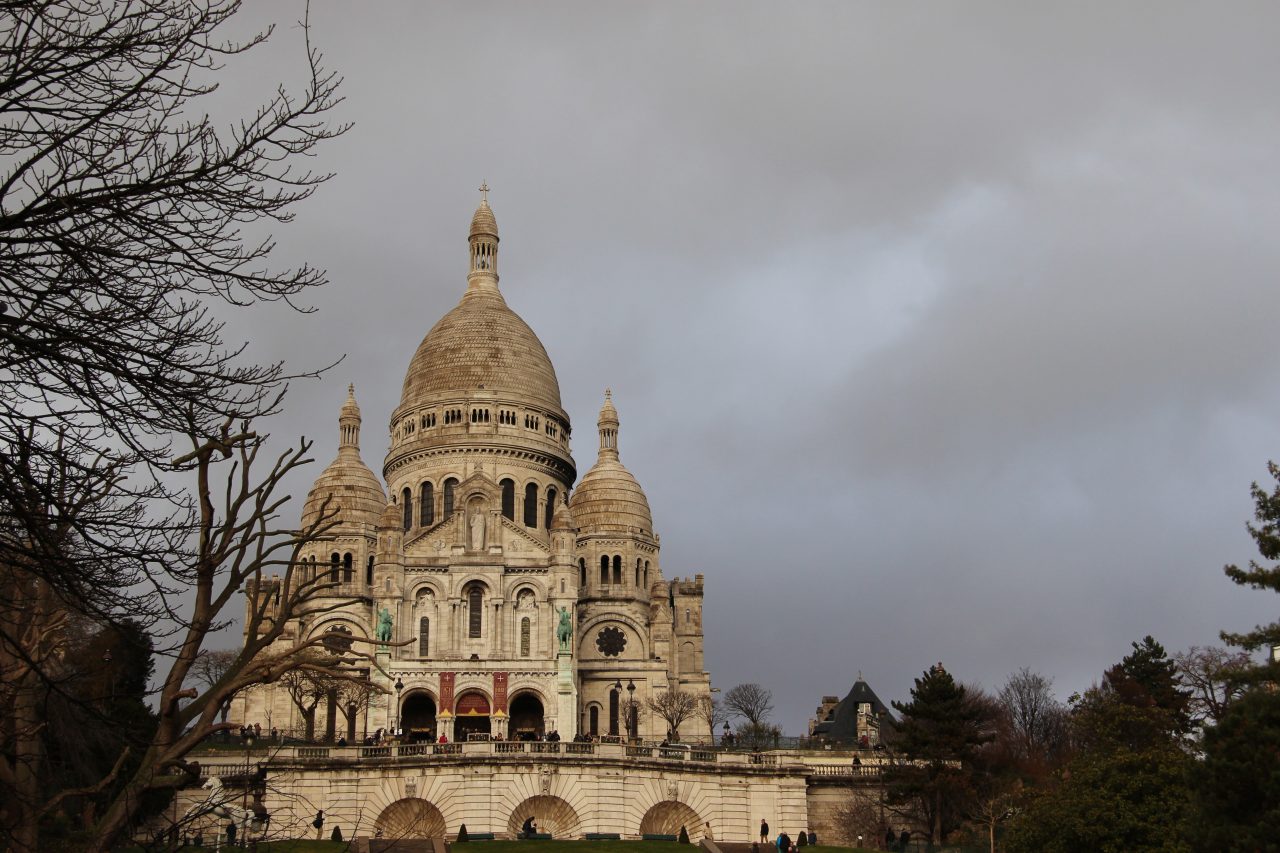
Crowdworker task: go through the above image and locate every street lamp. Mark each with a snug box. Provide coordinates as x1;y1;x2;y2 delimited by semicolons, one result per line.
394;677;404;737
241;732;255;847
723;720;731;748
612;681;623;737
626;679;636;740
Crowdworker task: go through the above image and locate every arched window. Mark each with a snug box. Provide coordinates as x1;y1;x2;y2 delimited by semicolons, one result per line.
579;558;586;588
612;555;622;586
544;487;557;529
589;705;599;736
420;482;434;526
329;552;340;583
443;478;458;517
467;584;483;638
342;552;353;582
609;687;620;736
419;617;430;657
685;608;691;624
644;560;649;588
401;487;412;530
366;555;374;585
308;555;316;583
523;483;538;527
600;555;609;585
520;617;531;657
635;558;641;587
501;479;515;520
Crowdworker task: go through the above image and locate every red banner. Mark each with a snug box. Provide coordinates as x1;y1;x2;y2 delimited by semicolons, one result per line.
439;671;455;713
493;672;508;714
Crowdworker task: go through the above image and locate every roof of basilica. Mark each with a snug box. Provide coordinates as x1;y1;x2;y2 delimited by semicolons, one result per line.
569;391;654;536
398;199;563;415
303;386;387;532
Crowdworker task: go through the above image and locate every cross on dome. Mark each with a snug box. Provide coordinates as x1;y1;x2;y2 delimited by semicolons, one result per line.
479;180;489;203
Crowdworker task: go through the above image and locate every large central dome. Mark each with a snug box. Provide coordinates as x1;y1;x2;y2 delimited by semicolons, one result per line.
397;196;563;414
399;287;562;412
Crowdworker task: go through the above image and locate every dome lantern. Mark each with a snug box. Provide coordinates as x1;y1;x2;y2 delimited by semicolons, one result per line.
468;181;499;288
598;388;619;459
338;383;361;456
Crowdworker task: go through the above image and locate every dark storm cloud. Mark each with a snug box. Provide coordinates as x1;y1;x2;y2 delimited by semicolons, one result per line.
206;2;1280;728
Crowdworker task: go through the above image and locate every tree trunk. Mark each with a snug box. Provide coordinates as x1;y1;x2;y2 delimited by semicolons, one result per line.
7;674;45;853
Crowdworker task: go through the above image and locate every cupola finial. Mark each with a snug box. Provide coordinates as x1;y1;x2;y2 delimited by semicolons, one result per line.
468;185;499;286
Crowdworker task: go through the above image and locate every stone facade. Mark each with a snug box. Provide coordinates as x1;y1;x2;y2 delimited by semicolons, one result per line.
238;193;710;744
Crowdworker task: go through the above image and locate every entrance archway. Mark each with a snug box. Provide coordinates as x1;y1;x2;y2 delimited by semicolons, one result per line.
401;691;436;741
507;795;581;839
509;692;545;740
454;690;491;741
639;801;705;842
375;797;446;839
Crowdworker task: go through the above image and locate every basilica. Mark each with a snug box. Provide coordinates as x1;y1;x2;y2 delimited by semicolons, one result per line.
238;191;711;744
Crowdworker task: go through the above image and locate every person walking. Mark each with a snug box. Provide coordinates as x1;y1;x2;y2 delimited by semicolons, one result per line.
760;819;770;843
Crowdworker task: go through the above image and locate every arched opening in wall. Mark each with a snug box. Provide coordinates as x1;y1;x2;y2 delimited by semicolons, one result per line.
466;583;484;638
443;478;458;517
366;555;374;585
544;487;557;528
644;560;649;588
401;487;412;530
520;616;531;657
639;802;705;842
588;704;599;737
635;558;641;587
609;687;620;736
501;479;515;520
329;552;340;583
508;692;545;740
454;690;491;741
400;692;437;741
612;555;622;586
579;559;586;588
600;555;609;585
420;481;434;526
375;798;446;839
342;552;353;582
418;617;430;658
507;795;581;839
523;483;538;527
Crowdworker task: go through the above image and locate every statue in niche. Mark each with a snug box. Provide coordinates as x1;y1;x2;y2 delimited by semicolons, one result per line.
376;607;393;644
469;509;485;550
557;607;572;653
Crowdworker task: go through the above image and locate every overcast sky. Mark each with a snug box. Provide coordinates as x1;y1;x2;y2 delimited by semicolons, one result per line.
210;2;1280;731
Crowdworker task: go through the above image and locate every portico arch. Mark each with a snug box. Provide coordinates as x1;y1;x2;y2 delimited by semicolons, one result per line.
454;689;491;741
507;795;581;839
400;690;437;741
508;691;545;740
639;801;705;841
375;797;446;839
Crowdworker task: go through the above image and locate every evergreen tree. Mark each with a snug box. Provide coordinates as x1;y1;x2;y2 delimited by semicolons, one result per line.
885;664;995;845
1189;686;1280;851
1221;461;1280;677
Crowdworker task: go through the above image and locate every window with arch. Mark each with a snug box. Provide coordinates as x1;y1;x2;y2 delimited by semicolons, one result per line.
443;478;458;517
644;560;649;588
418;617;430;657
401;487;412;530
544;487;557;529
612;555;622;586
420;481;434;526
342;552;353;582
685;608;691;625
600;555;609;585
308;555;316;583
520;617;531;657
589;705;599;736
635;558;641;587
329;552;340;583
366;555;374;585
609;687;620;736
467;584;483;638
579;558;587;588
523;483;538;528
501;479;515;520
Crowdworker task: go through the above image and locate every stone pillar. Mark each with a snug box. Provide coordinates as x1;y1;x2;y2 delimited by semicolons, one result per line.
557;648;577;739
373;648;392;733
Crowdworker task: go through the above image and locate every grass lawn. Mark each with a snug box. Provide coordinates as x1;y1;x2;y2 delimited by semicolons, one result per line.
127;841;879;853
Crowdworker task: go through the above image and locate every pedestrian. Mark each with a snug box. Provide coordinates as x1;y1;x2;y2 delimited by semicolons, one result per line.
521;816;537;838
438;732;449;744
807;829;816;846
776;831;790;853
225;820;236;846
884;827;895;850
898;829;910;851
704;822;713;841
760;819;770;843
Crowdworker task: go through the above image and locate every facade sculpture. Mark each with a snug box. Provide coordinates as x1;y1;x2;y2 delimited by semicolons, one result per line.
238;191;711;743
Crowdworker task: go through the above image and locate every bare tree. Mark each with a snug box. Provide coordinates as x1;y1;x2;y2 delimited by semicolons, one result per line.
724;683;774;729
191;650;240;725
334;675;376;743
645;690;700;742
996;667;1068;770
0;1;349;848
280;664;333;743
695;694;732;746
1174;645;1251;731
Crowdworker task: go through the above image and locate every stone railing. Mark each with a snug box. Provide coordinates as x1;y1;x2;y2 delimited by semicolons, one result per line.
808;763;884;777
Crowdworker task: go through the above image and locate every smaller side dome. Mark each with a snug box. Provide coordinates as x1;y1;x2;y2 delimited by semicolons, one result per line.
469;199;498;240
378;499;400;531
569;390;653;535
551;496;576;532
302;386;387;532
